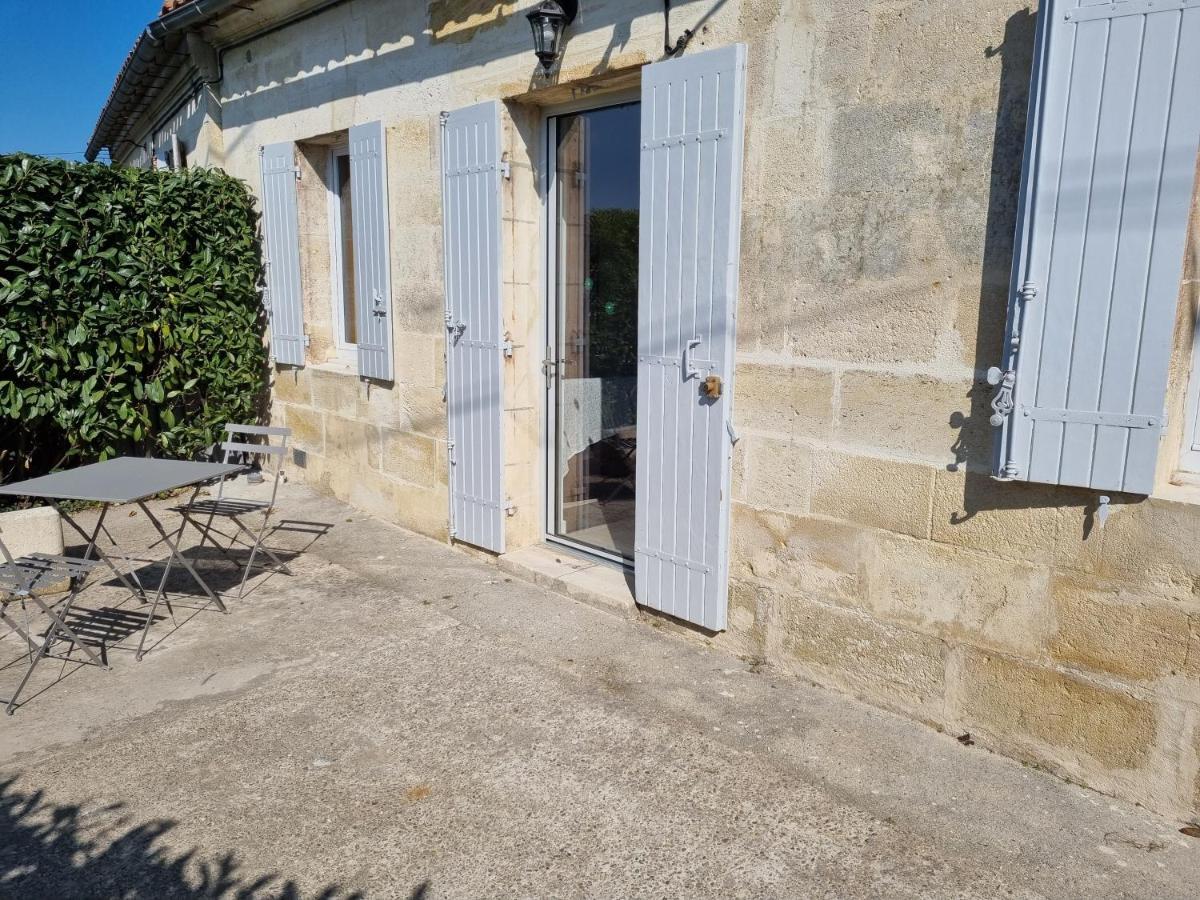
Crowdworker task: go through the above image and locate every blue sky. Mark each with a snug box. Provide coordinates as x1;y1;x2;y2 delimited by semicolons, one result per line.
0;2;163;161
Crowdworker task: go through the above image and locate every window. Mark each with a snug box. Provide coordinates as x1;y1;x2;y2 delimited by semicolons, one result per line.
328;147;358;352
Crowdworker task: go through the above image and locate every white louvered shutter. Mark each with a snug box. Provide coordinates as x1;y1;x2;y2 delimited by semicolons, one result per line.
350;121;394;381
634;44;748;631
441;101;506;552
991;0;1200;494
259;142;305;367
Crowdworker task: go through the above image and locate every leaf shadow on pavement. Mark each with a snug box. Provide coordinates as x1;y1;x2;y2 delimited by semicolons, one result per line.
0;774;376;899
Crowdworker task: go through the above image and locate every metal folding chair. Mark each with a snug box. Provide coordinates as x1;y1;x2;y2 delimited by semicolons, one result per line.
177;424;293;599
0;536;107;715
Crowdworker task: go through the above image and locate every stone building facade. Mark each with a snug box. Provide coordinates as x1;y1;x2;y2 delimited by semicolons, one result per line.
90;0;1200;820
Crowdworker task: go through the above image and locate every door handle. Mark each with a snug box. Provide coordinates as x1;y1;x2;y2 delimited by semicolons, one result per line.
683;337;702;379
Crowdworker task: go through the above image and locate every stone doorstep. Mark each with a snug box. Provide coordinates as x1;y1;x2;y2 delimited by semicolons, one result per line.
496;544;638;620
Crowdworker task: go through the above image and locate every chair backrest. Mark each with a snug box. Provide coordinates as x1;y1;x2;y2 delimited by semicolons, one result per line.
217;424;292;508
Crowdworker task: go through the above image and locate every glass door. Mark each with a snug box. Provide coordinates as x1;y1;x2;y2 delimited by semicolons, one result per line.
547;101;640;562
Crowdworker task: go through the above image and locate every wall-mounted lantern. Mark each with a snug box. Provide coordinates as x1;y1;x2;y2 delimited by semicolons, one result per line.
526;0;578;74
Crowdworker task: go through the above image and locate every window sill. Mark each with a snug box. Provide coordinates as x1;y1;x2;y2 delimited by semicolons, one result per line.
1154;471;1200;504
308;357;358;377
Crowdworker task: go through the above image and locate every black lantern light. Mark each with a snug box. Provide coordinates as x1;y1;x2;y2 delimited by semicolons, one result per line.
526;0;578;74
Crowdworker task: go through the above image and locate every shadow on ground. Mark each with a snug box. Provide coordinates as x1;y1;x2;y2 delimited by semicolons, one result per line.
0;774;386;898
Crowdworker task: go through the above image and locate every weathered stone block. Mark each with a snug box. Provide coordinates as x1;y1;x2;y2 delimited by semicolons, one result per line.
743;435;811;515
734;362;834;440
355;380;403;426
393;331;440;387
930;469;1065;564
828;101;943;196
273;368;312;405
381;429;439;488
783;276;946;366
727;578;768;655
310;369;360;417
730;503;870;608
811;450;935;538
1091;497;1200;593
954;650;1156;771
1049;574;1198;681
398;386;447;439
283;405;324;454
838;370;981;466
325;415;380;471
773;589;946;719
347;473;449;541
866;534;1051;659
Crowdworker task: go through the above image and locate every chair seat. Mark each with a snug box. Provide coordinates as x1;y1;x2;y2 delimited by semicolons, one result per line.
180;498;271;517
0;554;100;598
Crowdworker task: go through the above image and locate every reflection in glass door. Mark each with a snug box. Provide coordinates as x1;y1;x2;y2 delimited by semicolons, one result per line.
548;102;640;562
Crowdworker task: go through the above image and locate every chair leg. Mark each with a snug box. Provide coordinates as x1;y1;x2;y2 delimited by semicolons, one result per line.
233;511;292;599
5;585;104;715
230;514;293;577
180;512;243;570
29;590;106;668
0;607;45;655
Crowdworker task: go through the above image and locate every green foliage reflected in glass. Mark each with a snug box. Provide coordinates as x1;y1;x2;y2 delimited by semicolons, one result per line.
0;154;268;487
586;207;638;378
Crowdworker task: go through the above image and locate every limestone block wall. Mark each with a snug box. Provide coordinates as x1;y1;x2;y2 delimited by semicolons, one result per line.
154;0;1200;818
722;0;1200;820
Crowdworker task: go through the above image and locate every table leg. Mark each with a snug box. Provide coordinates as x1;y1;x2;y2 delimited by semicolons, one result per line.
53;502;147;603
136;501;226;613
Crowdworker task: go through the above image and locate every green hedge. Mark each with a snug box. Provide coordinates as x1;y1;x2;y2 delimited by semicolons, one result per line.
0;154;268;487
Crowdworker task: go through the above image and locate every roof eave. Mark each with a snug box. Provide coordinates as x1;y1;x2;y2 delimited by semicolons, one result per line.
85;0;249;162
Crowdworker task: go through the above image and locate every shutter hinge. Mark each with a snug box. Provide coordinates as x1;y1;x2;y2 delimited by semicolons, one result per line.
303;333;311;348
500;154;511;180
293;166;302;182
447;439;456;466
505;500;517;517
439;111;449;127
501;333;514;358
989;280;1038;480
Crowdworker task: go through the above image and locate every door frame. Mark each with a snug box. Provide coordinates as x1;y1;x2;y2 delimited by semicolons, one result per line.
539;89;640;568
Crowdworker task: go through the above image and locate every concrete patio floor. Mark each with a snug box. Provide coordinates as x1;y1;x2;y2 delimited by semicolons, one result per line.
0;482;1197;898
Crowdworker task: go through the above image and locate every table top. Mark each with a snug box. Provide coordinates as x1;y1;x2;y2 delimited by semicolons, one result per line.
0;457;246;504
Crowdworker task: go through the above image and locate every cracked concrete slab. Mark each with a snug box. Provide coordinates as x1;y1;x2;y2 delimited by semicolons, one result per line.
0;482;1196;898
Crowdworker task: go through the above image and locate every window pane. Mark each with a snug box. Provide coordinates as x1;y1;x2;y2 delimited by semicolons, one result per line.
338;154;357;345
551;102;640;560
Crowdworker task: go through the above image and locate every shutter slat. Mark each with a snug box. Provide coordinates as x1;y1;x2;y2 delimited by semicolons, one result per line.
634;44;747;631
259;142;305;367
349;121;393;381
1092;10;1181;486
993;0;1200;493
442;102;506;553
1058;15;1142;486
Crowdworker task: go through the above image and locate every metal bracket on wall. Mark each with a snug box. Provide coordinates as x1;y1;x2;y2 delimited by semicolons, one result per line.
663;0;695;56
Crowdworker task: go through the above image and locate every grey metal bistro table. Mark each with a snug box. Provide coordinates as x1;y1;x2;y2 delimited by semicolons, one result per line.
0;457;246;660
